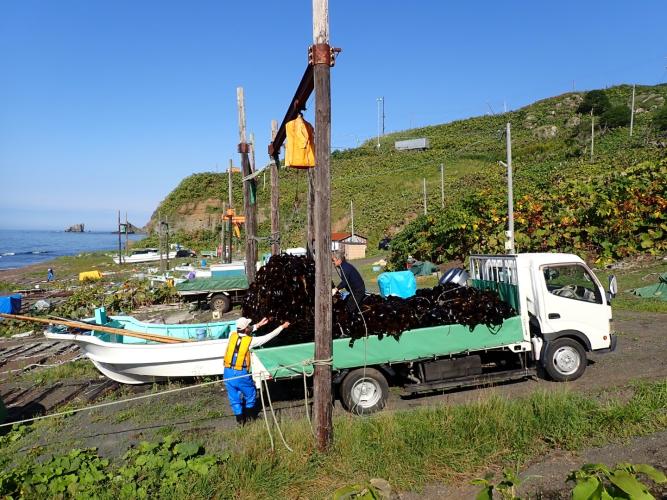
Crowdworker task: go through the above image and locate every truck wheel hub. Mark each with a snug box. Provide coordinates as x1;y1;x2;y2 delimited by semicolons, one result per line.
553;346;580;375
351;378;381;408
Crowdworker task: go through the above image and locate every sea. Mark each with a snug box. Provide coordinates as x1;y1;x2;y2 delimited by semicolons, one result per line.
0;229;144;270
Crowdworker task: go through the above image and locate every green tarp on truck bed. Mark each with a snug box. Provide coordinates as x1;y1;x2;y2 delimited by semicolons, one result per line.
253;315;524;379
176;276;249;292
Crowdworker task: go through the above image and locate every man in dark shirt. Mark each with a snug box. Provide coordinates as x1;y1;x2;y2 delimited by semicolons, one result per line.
332;250;366;313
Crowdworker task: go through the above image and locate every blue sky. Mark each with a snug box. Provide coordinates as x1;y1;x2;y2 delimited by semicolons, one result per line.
1;0;665;231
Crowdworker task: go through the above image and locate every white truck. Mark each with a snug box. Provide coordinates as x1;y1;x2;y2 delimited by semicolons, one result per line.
252;252;618;414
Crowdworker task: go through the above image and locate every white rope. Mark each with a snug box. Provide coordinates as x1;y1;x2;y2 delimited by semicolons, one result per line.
258;379;275;451
261;377;293;452
0;370;251;429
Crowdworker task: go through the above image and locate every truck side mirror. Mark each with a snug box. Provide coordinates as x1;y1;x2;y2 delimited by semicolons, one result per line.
608;275;618;299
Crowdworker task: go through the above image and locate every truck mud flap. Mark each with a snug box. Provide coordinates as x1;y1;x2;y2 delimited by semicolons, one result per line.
401;367;536;397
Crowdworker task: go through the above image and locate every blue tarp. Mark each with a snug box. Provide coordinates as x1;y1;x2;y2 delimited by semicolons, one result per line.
0;294;22;316
377;271;417;299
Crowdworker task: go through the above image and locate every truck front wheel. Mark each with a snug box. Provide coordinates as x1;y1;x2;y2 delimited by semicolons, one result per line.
340;368;388;415
544;338;587;382
210;294;231;313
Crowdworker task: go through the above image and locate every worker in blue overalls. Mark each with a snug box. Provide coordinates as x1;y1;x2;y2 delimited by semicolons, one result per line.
223;316;290;425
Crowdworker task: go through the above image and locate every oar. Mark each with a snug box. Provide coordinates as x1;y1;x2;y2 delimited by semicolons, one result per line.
0;313;190;344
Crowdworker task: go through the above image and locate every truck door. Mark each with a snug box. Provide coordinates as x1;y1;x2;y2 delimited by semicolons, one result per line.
538;263;611;350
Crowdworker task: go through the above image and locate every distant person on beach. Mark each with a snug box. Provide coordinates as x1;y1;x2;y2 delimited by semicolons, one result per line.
47;268;54;282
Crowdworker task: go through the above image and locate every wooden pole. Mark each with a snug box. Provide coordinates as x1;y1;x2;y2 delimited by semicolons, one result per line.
249;132;256;173
228;159;233;263
270;119;281;255
312;0;333;452
506;122;515;254
117;210;122;265
125;212;129;254
307;168;315;255
237;87;257;283
0;313;189;344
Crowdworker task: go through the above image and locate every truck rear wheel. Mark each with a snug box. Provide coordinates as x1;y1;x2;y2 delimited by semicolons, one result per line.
544;338;587;382
210;294;231;313
340;368;388;415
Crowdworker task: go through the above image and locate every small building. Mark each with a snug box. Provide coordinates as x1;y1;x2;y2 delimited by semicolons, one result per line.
331;232;368;260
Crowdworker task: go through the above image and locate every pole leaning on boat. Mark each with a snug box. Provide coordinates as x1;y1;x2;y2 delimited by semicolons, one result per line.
0;313;190;344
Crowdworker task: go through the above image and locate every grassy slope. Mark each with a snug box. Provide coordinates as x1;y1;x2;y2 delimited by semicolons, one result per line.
147;84;666;253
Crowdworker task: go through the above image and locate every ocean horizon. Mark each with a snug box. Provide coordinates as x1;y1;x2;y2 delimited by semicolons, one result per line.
0;229;144;270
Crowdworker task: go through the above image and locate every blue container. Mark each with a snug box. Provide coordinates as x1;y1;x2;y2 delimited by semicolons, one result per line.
0;294;22;316
195;328;207;341
201;259;207;268
377;271;417;299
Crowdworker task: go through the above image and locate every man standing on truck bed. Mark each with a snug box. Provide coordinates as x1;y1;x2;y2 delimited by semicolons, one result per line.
332;250;366;313
223;316;290;425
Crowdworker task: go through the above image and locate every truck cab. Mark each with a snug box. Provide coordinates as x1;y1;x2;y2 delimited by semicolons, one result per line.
470;253;616;381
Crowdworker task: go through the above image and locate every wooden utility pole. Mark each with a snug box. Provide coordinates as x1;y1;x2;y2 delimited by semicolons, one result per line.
249;132;256;173
125;212;129;254
350;201;354;236
228;159;234;263
312;0;333;452
440;164;444;209
117;210;122;265
237;87;257;283
270;120;281;255
307;168;315;255
630;84;636;137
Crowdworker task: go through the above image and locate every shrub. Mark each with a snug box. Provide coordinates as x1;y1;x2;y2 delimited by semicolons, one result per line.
654;105;667;131
577;90;611;115
600;105;631;129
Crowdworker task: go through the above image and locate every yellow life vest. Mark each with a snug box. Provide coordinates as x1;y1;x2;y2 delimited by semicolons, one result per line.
223;331;252;370
285;115;316;168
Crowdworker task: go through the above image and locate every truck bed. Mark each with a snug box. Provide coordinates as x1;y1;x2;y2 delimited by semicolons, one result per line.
252;316;524;379
175;276;249;295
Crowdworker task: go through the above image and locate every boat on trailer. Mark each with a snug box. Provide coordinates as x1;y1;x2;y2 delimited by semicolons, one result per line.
44;308;234;384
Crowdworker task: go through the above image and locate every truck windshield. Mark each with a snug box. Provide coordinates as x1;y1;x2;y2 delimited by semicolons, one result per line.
542;264;602;304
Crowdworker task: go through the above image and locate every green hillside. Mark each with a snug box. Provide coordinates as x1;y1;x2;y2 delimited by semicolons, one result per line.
146;84;667;262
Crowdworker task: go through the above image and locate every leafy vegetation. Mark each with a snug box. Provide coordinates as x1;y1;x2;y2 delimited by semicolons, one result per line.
0;435;228;499
654;105;667;131
568;463;666;500
600;105;631;129
577;89;612;115
389;158;667;267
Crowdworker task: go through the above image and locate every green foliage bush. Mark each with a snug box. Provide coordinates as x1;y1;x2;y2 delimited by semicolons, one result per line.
389;158;667;266
600;105;631;129
577;90;611;115
653;105;667;131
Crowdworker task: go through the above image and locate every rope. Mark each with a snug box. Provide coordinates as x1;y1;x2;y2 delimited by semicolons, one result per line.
261;377;293;452
258;379;275;451
0;368;264;429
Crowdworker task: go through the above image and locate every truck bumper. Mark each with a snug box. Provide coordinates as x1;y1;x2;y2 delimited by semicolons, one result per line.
594;333;617;354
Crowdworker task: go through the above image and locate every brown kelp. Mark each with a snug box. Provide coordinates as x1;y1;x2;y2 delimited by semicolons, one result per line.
242;254;515;347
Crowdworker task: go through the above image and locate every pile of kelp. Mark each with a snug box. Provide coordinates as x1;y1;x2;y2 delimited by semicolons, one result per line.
242;254;316;344
242;254;515;347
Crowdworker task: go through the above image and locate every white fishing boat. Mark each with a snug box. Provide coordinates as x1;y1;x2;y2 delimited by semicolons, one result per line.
113;248;178;264
44;309;235;384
